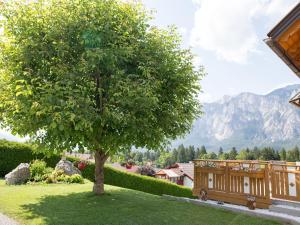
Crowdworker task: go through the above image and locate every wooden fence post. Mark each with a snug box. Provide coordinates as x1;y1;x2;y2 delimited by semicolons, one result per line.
225;161;230;193
265;163;270;200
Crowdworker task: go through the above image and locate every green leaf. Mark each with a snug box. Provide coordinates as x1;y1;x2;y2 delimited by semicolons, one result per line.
59;124;64;131
16;92;23;97
50;122;57;129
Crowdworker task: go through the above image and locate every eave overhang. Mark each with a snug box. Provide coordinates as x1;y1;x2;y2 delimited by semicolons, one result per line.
265;3;300;78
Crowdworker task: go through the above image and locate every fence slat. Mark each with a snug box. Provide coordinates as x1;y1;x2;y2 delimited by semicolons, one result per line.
297;174;300;201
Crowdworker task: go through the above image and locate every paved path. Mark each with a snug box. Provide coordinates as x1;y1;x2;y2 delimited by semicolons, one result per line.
0;213;18;225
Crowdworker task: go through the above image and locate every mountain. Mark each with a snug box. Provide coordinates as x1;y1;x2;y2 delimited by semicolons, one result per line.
174;84;300;151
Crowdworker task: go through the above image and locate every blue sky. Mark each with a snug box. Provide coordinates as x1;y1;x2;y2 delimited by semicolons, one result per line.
142;0;300;102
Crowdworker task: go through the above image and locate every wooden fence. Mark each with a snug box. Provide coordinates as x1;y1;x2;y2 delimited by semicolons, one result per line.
270;162;300;202
193;160;272;208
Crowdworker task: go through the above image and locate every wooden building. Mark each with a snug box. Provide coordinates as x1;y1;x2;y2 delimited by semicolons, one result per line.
155;169;184;185
155;163;194;187
265;3;300;107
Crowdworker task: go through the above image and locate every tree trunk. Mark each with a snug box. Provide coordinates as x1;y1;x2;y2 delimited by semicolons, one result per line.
93;150;108;195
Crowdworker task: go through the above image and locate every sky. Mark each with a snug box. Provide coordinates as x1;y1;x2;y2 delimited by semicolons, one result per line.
1;0;300;141
142;0;300;102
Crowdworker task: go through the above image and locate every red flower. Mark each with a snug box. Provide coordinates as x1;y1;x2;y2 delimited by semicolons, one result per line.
78;161;87;170
125;163;132;169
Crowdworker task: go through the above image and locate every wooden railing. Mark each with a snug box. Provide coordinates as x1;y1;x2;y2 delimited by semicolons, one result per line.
270;162;300;202
193;160;271;208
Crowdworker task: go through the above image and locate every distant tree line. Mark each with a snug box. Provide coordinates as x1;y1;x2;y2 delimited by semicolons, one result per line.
110;145;300;168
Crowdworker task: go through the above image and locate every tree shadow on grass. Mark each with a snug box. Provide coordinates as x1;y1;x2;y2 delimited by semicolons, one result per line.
21;188;281;225
21;189;174;225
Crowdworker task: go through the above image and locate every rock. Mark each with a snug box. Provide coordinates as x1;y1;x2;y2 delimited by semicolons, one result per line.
55;159;81;176
5;163;30;185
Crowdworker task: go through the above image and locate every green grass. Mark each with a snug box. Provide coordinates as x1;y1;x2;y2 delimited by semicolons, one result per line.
0;180;281;225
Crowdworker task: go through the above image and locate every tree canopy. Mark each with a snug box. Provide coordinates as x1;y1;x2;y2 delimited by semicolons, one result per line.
0;0;203;193
0;0;203;153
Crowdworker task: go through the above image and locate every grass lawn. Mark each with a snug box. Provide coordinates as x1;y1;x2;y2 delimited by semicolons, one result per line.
0;180;281;225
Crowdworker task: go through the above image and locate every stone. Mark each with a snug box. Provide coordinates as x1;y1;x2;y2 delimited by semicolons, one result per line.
55;159;81;176
5;163;30;185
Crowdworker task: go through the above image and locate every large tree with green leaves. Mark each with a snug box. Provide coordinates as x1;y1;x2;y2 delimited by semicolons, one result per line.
0;0;203;194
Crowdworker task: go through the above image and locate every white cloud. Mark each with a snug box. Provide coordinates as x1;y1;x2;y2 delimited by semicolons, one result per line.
193;55;202;68
178;27;188;37
198;92;215;103
190;0;298;64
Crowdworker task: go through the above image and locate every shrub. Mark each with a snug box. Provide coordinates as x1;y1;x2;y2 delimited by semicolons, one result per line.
56;174;67;182
66;174;84;184
82;164;194;198
45;174;56;184
30;160;47;178
0;139;60;177
48;171;84;184
30;160;54;182
0;140;34;177
51;169;65;178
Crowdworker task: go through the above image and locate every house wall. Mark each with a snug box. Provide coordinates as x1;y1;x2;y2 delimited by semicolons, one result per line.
183;176;193;188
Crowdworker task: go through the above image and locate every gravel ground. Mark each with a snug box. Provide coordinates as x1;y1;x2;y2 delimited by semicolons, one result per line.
0;213;18;225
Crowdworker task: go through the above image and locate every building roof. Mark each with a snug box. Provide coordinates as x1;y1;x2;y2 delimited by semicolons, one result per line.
156;163;194;180
156;169;183;178
176;163;194;180
289;91;300;107
265;3;300;78
109;163;140;174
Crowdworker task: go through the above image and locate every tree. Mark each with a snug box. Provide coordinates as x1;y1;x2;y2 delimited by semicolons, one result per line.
274;150;280;161
228;147;238;160
195;147;201;159
199;146;207;158
157;151;173;168
172;148;179;163
222;152;230;160
218;147;223;159
279;148;287;161
252;146;261;159
186;146;195;162
0;0;203;194
177;144;187;163
134;152;143;163
144;151;151;161
207;152;217;159
236;149;249;160
287;146;300;162
260;147;276;160
294;146;300;161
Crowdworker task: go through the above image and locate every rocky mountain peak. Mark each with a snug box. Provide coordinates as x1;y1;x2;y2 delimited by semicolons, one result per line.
174;84;300;151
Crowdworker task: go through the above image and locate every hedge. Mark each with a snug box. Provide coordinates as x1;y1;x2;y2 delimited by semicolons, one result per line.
0;140;193;198
83;164;194;198
0;139;60;177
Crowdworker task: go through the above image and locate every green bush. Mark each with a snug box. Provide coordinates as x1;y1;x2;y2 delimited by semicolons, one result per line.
82;164;193;198
46;171;84;184
44;169;65;184
66;174;84;184
30;160;47;178
0;139;60;177
30;160;54;182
